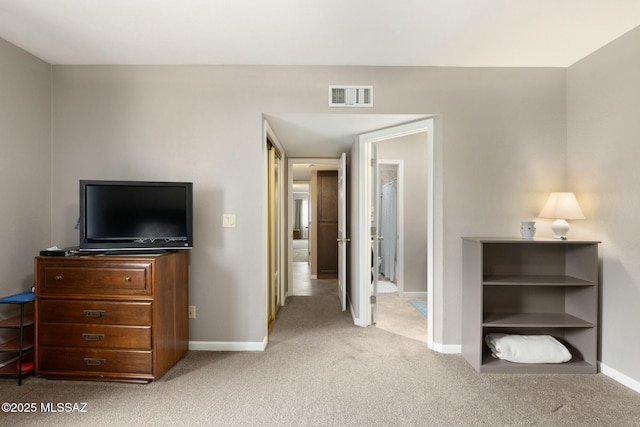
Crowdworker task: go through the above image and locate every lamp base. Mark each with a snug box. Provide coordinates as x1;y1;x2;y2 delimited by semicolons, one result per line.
551;219;570;239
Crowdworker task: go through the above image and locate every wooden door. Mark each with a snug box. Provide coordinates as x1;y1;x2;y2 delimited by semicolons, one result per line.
317;171;338;278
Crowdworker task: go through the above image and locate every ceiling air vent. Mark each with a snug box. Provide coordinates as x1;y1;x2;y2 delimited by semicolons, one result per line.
329;85;373;107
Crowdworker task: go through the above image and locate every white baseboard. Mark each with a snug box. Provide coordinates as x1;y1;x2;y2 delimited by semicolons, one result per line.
349;296;368;327
189;338;267;352
599;362;640;394
431;341;462;354
351;308;367;327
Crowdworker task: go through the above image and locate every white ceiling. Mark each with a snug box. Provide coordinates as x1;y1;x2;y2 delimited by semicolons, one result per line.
2;1;639;157
0;0;638;67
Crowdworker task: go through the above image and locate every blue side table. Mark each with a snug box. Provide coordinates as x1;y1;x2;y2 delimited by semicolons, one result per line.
0;291;35;385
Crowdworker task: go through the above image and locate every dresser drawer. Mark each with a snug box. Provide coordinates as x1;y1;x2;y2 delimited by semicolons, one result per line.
39;324;151;349
37;260;152;297
38;347;152;375
38;300;152;325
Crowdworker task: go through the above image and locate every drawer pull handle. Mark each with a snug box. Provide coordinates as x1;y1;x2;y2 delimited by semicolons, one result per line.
54;275;63;281
84;310;106;318
84;358;106;366
124;276;132;282
82;333;105;341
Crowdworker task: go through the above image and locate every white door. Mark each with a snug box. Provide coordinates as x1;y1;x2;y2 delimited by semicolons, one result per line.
337;153;348;311
370;143;380;324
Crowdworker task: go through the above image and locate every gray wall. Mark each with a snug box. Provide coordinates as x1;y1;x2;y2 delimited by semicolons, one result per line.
4;27;639;388
0;38;51;299
378;132;428;294
568;25;640;385
49;65;567;347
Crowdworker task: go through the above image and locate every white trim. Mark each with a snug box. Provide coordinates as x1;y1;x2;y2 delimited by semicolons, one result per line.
358;118;437;352
600;362;640;394
425;119;436;351
286;157;339;298
350;296;367;327
431;342;461;354
189;337;268;352
356;133;374;325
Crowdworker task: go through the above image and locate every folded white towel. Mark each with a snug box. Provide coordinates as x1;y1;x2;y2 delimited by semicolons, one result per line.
485;333;572;364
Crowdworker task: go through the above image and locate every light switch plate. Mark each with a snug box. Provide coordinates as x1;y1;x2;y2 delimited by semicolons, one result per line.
223;214;236;228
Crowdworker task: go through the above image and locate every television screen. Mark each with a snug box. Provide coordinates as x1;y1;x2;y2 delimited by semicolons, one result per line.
79;180;193;252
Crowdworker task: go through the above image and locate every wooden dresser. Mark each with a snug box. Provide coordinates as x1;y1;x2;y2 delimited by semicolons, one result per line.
34;251;189;383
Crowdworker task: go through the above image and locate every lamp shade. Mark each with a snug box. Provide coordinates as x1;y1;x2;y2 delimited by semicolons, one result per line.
539;192;585;220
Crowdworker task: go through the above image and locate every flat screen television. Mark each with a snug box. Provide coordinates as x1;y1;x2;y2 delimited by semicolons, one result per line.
79;180;193;252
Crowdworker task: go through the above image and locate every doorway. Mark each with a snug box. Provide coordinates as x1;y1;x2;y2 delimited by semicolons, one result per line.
264;113;438;344
377;162;401;294
288;159;340;298
357;118;436;349
292;181;309;264
373;134;428;343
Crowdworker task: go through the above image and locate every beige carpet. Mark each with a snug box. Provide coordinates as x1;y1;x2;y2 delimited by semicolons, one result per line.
2;295;640;426
292;239;308;262
293;249;308;262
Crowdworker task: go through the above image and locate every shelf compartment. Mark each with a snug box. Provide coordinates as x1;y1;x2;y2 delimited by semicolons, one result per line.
0;313;35;328
480;353;596;374
0;292;35;303
480;241;598;278
0;362;35;376
483;275;595;286
0;335;35;352
483;312;594;328
482;285;597;325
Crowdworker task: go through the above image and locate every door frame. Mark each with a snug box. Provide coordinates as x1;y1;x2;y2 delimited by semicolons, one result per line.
356;118;438;350
265;122;286;337
286;158;340;299
338;152;348;311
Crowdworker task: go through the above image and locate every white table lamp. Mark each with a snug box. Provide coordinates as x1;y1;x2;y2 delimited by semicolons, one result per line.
539;192;585;239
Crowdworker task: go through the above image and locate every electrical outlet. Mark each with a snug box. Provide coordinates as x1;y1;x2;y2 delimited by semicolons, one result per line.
188;305;196;319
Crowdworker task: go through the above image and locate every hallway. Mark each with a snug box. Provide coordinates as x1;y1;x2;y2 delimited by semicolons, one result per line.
292;261;337;296
291;260;427;342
